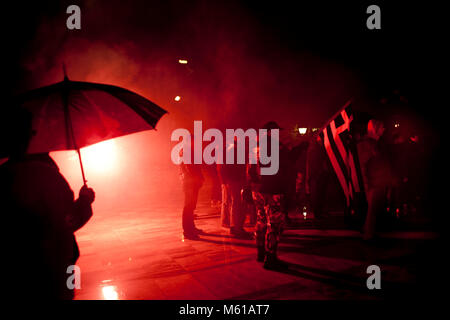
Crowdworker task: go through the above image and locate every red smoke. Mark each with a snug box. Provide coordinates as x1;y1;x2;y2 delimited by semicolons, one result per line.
18;0;362;214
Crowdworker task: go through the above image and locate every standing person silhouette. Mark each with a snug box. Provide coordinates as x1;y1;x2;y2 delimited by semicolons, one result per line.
0;106;95;299
357;118;393;241
248;121;289;269
179;138;204;240
217;137;252;239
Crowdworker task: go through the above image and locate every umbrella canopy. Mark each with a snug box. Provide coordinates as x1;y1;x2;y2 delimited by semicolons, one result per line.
17;77;167;153
9;75;167;184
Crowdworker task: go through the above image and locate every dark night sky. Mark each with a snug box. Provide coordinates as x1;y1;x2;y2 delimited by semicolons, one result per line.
2;0;442;130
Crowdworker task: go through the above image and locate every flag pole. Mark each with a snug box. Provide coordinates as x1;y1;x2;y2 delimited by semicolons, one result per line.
316;98;353;136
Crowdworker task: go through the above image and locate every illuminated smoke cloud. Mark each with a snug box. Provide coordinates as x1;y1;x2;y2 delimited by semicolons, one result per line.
14;0;362;212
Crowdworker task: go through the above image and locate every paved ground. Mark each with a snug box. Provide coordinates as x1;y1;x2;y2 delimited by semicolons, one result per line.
73;198;440;300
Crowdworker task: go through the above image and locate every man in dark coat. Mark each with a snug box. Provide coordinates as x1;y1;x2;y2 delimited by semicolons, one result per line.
179;142;204;240
357;119;394;240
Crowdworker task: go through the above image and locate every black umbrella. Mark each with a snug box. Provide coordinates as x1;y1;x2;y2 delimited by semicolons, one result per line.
14;71;167;184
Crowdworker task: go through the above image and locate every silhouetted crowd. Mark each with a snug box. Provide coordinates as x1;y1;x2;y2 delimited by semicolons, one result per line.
0;107;432;298
179;116;432;268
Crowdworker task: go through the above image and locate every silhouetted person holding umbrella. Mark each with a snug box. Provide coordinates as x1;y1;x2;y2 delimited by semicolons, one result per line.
0;106;95;299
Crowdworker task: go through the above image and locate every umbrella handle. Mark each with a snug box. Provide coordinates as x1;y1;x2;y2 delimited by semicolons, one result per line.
62;75;87;186
76;148;88;186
